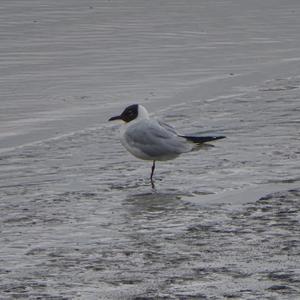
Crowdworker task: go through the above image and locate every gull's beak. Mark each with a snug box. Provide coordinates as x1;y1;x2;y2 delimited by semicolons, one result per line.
108;115;122;121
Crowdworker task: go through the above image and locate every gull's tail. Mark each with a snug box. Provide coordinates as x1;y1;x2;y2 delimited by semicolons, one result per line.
181;135;226;144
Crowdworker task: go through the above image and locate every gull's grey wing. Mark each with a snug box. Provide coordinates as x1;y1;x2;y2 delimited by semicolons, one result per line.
157;119;179;135
124;119;191;160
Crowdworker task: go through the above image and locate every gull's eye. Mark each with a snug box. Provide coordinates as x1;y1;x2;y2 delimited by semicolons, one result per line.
126;109;135;118
121;104;138;122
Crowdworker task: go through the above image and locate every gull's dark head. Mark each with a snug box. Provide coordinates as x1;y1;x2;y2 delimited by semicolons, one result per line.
109;104;140;123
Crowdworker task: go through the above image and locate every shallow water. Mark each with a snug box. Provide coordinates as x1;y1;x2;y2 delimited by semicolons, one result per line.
1;0;300;299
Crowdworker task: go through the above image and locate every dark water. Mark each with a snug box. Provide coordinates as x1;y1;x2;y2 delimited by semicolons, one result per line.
1;0;300;299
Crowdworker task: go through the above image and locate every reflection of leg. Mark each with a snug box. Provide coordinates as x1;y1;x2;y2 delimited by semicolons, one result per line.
150;160;156;189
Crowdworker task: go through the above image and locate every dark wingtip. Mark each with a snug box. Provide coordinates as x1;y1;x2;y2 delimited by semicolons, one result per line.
182;135;226;144
213;136;226;140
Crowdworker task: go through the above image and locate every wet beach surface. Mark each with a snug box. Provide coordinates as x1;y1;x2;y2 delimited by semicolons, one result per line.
1;0;300;299
1;79;299;299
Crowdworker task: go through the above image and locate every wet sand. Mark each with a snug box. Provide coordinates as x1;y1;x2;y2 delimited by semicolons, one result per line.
1;0;300;299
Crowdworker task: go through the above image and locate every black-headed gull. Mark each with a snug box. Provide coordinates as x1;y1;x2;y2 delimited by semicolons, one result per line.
109;104;225;188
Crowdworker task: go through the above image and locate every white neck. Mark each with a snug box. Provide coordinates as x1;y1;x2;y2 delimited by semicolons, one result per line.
137;105;150;120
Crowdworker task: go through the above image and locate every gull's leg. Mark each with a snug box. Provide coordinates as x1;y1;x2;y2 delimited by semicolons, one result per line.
150;160;156;189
